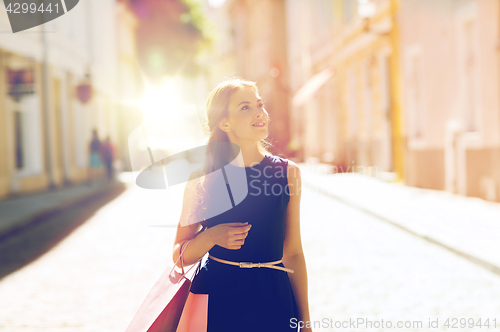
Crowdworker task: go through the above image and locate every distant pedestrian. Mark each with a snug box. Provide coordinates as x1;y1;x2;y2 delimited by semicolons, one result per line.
87;129;103;184
100;136;115;182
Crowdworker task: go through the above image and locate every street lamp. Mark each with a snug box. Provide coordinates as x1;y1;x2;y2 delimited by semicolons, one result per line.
358;0;389;36
358;0;376;19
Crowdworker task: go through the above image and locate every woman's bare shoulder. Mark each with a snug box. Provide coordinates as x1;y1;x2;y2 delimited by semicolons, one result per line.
286;159;301;176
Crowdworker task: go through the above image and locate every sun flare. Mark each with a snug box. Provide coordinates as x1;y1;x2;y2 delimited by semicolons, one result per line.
137;78;183;123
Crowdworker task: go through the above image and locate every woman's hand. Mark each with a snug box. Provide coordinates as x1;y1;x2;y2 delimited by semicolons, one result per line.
205;222;252;250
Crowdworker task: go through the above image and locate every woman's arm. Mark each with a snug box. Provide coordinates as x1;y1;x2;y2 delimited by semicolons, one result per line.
172;173;253;267
282;161;312;330
172;174;213;267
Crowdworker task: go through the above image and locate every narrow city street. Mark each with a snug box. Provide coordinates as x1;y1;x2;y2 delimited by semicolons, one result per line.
0;176;500;331
3;0;500;331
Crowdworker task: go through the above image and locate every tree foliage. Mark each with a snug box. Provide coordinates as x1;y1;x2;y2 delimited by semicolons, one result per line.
129;0;212;81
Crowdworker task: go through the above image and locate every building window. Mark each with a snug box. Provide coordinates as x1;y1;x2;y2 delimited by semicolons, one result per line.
463;19;477;132
343;0;356;23
11;94;43;176
380;54;390;114
14;110;24;169
73;100;86;168
455;1;481;135
347;69;358;137
405;46;424;139
362;60;373;137
314;0;334;33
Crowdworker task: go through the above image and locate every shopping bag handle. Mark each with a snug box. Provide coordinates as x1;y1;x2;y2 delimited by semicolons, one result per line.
172;225;207;278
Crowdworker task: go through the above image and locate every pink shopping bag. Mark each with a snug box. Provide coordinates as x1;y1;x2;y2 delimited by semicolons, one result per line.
176;292;209;332
125;240;203;332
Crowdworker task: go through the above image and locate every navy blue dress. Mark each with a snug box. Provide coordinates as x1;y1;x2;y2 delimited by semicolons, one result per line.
190;154;299;332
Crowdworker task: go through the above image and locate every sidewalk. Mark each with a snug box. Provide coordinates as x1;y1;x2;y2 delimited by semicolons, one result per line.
0;180;125;240
298;162;500;275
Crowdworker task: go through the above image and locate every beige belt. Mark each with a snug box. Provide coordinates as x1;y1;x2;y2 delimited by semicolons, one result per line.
209;255;294;273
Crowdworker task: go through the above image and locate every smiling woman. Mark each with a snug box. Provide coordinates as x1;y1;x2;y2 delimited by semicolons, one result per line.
169;77;313;332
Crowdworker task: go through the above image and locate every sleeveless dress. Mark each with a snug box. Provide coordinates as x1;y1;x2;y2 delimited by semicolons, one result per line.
190;154;299;332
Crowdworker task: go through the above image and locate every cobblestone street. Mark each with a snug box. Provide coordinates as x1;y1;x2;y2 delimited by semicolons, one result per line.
0;176;500;331
302;187;500;331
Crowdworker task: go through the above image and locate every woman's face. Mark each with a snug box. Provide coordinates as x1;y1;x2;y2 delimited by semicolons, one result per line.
219;86;269;143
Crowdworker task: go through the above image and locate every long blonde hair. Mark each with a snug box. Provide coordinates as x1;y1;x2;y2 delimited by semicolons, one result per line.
190;78;273;226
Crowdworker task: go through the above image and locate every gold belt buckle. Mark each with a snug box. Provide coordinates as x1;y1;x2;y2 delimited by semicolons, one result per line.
239;262;253;268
